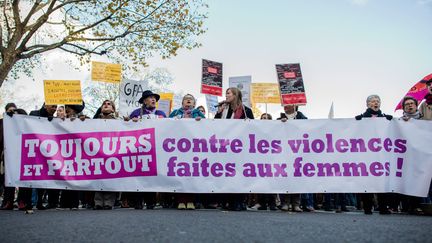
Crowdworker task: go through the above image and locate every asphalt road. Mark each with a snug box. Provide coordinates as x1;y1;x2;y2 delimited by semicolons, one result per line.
1;209;431;243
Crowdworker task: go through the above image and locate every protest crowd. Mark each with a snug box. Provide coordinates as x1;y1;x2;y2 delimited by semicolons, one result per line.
0;79;431;216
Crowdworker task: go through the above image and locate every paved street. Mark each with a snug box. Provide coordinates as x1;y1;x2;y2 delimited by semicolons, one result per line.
1;209;431;243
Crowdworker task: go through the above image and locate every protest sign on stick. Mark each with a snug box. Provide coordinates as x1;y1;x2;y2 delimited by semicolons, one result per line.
276;63;307;105
119;79;148;117
201;59;223;96
91;61;122;84
229;76;252;107
43;80;83;105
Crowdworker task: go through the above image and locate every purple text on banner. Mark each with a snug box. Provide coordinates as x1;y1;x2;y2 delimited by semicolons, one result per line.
20;128;157;180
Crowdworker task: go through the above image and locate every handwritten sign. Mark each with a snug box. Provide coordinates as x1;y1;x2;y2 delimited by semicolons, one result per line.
250;83;281;104
91;61;122;83
43;80;82;105
157;93;174;114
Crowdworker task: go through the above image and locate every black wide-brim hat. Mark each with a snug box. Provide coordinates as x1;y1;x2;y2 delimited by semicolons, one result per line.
138;90;160;104
65;101;85;113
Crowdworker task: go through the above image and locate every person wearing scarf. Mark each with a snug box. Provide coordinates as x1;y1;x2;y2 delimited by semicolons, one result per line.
169;94;205;119
214;87;253;211
401;96;422;121
128;90;166;209
355;95;393;121
355;95;393;215
398;96;424;214
215;87;254;120
419;80;432;120
129;90;167;120
93;100;118;210
168;94;205;210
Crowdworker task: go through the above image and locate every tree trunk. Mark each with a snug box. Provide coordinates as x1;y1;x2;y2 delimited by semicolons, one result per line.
0;54;17;88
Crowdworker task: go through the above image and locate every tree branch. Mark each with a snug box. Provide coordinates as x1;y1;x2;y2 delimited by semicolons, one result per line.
50;0;90;13
68;3;125;37
61;42;107;55
3;0;12;42
128;0;169;30
75;31;130;42
11;0;21;26
21;0;43;27
17;0;58;52
19;40;67;59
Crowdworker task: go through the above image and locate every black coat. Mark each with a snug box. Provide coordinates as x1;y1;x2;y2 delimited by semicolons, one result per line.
215;105;254;119
355;108;392;121
29;107;51;118
277;111;308;120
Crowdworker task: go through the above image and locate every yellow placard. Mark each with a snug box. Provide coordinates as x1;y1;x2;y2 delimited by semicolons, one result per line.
91;61;122;83
157;93;174;112
159;93;174;101
250;83;281;104
43;80;83;105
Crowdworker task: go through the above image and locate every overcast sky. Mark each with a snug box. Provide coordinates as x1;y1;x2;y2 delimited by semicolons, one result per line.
2;0;432;118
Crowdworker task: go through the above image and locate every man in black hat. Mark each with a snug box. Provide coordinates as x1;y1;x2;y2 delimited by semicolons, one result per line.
129;90;167;120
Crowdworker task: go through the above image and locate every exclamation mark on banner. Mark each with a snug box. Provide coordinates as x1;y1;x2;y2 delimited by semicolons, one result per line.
396;158;404;177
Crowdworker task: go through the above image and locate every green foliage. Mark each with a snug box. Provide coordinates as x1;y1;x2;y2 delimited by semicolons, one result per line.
0;0;208;85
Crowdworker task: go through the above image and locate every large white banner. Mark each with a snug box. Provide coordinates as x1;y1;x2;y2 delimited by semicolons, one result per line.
119;79;148;117
3;115;432;197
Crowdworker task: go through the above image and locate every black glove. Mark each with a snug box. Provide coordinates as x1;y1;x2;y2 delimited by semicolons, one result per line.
384;114;393;121
6;111;14;117
47;116;54;122
355;115;362;120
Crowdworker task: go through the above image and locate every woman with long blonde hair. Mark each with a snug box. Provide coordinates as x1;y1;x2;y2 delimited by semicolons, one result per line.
213;87;253;211
215;87;254;119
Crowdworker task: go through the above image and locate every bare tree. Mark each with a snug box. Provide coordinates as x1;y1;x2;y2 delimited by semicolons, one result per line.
0;0;207;87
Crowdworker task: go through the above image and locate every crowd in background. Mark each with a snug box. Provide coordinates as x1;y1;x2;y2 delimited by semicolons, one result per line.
1;79;431;215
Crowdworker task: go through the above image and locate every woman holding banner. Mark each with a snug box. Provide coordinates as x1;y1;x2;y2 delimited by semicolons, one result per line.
355;94;393;215
93;100;118;210
215;87;254;211
128;90;166;209
1;107;33;213
169;94;205;210
278;104;308;212
58;102;85;210
248;113;277;211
